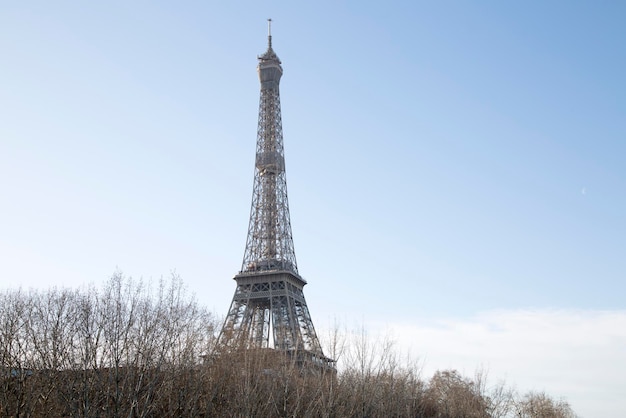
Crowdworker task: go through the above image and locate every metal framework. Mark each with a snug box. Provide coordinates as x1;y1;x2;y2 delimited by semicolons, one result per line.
217;22;333;369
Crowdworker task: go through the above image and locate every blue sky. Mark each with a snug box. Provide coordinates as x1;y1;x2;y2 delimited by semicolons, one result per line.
1;2;625;416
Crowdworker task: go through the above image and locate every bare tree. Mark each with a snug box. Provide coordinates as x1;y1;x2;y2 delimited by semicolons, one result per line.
0;289;36;417
26;288;79;415
71;284;106;416
514;391;578;418
422;369;489;418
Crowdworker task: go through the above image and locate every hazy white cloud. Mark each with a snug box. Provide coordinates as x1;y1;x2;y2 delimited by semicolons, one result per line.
371;309;626;418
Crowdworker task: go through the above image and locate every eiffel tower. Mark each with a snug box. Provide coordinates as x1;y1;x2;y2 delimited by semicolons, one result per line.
217;21;333;369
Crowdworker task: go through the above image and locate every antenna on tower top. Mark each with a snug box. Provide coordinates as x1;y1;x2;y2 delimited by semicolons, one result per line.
267;18;272;48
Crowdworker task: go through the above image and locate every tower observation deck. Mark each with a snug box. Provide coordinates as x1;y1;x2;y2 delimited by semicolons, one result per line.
217;21;333;370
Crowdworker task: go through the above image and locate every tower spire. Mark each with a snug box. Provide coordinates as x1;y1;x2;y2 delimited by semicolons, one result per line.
216;23;334;371
267;18;272;49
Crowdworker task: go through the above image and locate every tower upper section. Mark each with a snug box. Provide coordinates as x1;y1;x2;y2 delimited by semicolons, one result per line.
241;22;298;276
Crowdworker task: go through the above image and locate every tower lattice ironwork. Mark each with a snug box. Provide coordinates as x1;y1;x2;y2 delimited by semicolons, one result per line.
217;21;333;369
